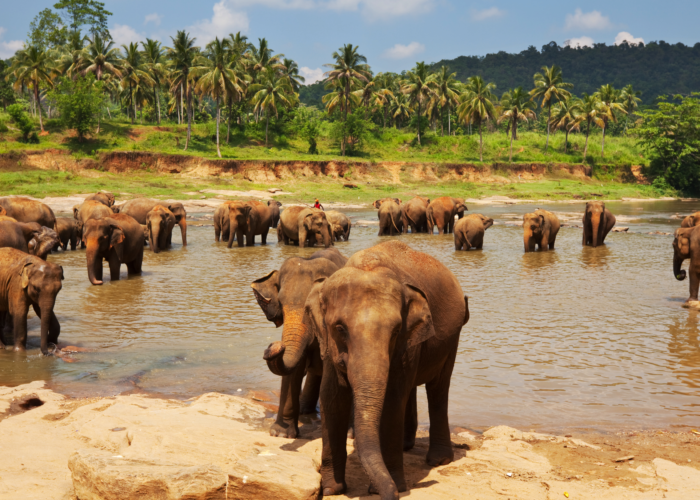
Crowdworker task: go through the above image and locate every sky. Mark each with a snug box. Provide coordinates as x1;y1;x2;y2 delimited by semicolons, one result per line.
2;0;699;84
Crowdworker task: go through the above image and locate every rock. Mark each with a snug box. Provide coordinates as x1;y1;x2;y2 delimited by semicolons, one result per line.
228;453;321;500
343;183;358;189
612;227;629;232
68;449;227;500
268;188;282;193
614;455;634;462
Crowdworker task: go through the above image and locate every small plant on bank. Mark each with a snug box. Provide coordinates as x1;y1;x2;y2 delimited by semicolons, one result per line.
7;104;38;143
48;75;105;142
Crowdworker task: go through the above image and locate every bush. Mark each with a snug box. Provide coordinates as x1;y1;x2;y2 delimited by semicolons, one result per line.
329;110;372;155
7;104;35;142
48;75;105;141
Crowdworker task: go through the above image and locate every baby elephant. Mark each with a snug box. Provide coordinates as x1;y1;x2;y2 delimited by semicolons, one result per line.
523;209;560;252
454;214;494;250
325;210;351;242
56;217;80;251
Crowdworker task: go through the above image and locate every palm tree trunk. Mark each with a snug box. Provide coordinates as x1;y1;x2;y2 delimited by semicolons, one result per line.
601;125;606;158
545;104;551;153
155;87;161;125
479;121;483;162
227;99;232;144
216;99;221;158
564;128;569;154
265;111;269;147
383;106;387;130
180;83;184;126
417;102;422;146
509;116;515;162
583;120;590;159
448;107;451;136
35;86;44;132
185;79;192;151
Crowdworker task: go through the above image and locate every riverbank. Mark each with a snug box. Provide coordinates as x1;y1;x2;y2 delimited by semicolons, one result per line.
2;381;699;500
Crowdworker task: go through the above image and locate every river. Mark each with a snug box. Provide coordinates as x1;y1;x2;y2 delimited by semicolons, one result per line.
1;200;699;432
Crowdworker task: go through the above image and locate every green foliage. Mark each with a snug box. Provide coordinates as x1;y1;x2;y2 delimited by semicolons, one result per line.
291;106;322;154
329;109;372;155
298;81;326;109
638;94;700;193
48;75;105;140
0;61;16;111
7;104;36;142
28;8;68;50
53;0;112;38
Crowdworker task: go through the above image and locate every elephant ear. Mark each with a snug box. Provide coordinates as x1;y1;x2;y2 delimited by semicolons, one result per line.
373;200;382;209
251;270;283;327
19;260;33;289
109;224;126;261
404;284;436;349
304;278;328;360
539;214;545;228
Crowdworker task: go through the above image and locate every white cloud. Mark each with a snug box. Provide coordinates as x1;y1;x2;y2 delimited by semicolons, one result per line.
186;1;250;45
144;13;163;26
614;31;644;46
227;0;436;20
383;41;425;60
111;24;145;46
564;9;612;31
0;26;24;59
564;36;594;49
471;7;505;22
300;67;324;84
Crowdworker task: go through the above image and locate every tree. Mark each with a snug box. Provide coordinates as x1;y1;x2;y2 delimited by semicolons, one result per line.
0;61;16;111
48;74;104;141
431;66;461;136
54;0;112;38
620;84;642;133
76;33;123;81
457;76;497;161
141;39;166;124
28;8;68;50
167;31;198;150
391;93;412;128
7;104;36;142
324;44;370;156
498;87;536;161
401;61;435;145
370;73;395;129
249;66;296;146
281;58;305;92
530;65;572;153
549;97;581;154
330;109;370;155
576;93;606;160
595;84;626;157
120;42;154;125
9;46;55;132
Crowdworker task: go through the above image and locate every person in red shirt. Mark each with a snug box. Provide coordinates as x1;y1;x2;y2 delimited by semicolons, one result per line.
313;198;324;210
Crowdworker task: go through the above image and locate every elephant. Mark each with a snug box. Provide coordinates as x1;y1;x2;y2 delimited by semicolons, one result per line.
84;191;115;207
0;197;56;230
214;201;242;245
75;200;113;225
523;209;560;252
0;248;63;354
145;205;176;253
375;198;403;236
252;247;348;438
402;196;431;234
119;199;188;246
0;221;59;260
27;225;60;260
0;215;16;222
55;217;80;251
82;214;145;285
304;240;468;499
0;206;5;216
325;210;351;242
673;226;700;303
681;212;700;228
244;201;272;246
583;201;616;247
268;200;282;229
279;206;332;248
427;197;467;235
454;214;494;250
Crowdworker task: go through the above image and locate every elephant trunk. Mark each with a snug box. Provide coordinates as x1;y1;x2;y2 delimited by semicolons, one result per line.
39;296;55;355
179;217;187;246
674;255;687;281
591;215;601;248
264;309;310;376
227;220;238;248
322;226;331;249
350;356;398;500
85;246;103;286
149;224;161;253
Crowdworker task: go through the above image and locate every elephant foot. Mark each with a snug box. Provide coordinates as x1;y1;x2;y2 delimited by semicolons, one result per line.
322;480;346;497
426;446;454;467
403;436;415;451
368;477;406;495
682;300;700;310
269;420;299;439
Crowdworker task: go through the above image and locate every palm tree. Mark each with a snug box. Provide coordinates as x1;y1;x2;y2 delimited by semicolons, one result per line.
576;93;606;160
595;84;626;157
370;73;395;130
391;93;412;128
141;39;166;124
431;66;461;136
322;79;358;116
10;46;54;132
120;42;154;125
498;87;536;161
77;34;123;81
401;62;435;146
550;97;582;154
457;76;497;162
227;32;250;59
281;58;305;92
324;44;370;156
530;65;573;153
167;30;198;150
249;66;296;146
192;37;246;158
620;84;642;134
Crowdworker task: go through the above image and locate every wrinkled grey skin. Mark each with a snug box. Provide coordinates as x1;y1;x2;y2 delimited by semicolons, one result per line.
279;206;332;248
582;201;616;247
325;210;352;241
252;247;348;438
454;214;493;251
268;200;282;229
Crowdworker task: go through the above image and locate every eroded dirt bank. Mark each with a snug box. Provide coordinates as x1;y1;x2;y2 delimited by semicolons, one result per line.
0;149;608;183
2;382;699;500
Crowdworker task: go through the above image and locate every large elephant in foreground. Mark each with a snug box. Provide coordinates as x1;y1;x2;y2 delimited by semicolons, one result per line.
82;214;144;285
673;226;700;303
252;247;348;438
454;214;494;251
279;206;332;248
119;199;187;246
374;198;403;236
402;196;430;234
305;240;468;499
427;197;467;235
523;209;560;252
145;205;176;253
583;201;616;247
681;212;700;228
0;248;63;354
325;210;351;242
0;197;56;229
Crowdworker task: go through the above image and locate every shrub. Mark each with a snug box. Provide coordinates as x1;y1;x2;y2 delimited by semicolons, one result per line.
7;104;35;142
48;75;105;141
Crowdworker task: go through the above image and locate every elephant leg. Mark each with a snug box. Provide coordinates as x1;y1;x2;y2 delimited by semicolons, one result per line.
582;224;588;246
246;231;255;247
689;267;700;302
108;255;121;281
425;347;457;467
215;225;221;242
236;229;245;248
261;229;268;245
12;306;28;351
319;362;352;496
404;386;418;451
270;366;305;438
299;371;321;414
344;226;351;241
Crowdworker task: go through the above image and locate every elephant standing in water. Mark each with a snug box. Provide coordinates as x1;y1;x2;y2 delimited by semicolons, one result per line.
454;214;494;250
374;198;403;236
84;192;115;207
305;241;468;499
681;212;700;228
0;221;59;260
0;197;56;229
56;218;80;251
268;200;282;229
583;201;616;247
523;209;560;252
0;248;64;354
82;214;145;285
252;248;348;438
279;206;332;248
145;205;176;253
119;199;188;246
325;210;351;242
402;196;430;233
673;226;700;304
427;197;467;235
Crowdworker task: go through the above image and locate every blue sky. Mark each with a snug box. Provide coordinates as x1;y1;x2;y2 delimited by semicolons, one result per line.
2;1;698;83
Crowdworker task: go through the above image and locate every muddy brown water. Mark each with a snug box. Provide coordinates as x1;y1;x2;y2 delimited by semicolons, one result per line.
1;200;699;432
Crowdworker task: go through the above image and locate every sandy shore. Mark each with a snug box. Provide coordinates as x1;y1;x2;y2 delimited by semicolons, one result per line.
1;381;699;499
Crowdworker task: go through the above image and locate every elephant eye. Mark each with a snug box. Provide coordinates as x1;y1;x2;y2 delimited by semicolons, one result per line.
335;324;347;336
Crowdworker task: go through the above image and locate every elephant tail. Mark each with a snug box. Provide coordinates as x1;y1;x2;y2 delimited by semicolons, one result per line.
426;208;435;233
405;210;417;228
389;212;400;234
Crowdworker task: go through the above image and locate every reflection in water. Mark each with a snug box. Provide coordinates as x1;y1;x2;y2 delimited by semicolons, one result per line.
1;202;700;432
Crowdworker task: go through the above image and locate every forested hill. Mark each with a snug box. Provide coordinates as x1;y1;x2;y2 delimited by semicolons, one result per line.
299;41;700;107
